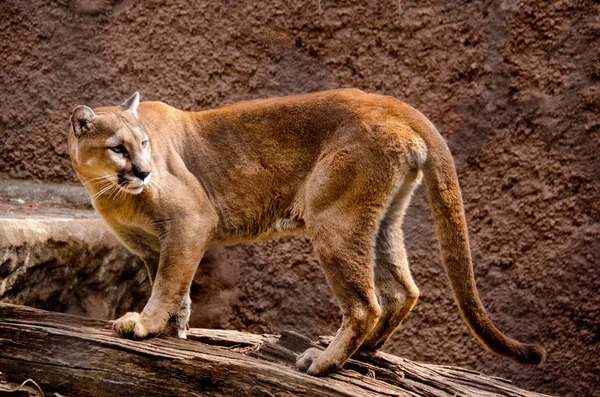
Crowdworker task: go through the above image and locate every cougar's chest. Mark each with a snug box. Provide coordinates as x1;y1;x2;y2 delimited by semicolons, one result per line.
94;199;161;255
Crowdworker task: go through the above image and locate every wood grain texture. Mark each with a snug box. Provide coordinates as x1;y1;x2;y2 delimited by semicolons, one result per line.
0;304;550;396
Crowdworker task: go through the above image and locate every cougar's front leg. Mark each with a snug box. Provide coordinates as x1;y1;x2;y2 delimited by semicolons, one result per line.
143;254;191;339
165;288;191;339
113;210;218;340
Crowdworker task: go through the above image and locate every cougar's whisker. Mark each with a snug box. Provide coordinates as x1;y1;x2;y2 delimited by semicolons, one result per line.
108;184;122;200
91;183;115;202
83;174;114;187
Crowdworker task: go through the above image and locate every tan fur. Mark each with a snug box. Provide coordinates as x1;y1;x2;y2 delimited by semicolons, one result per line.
68;89;545;376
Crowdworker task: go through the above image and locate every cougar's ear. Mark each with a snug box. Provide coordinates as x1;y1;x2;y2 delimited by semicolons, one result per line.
71;105;97;138
121;92;140;117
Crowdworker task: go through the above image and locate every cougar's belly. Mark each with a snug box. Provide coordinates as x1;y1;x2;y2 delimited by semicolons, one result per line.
210;209;306;247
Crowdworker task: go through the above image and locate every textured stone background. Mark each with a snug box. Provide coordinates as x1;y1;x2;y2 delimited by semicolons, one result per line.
1;0;599;395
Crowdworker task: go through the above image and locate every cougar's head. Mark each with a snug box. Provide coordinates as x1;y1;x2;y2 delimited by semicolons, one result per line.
69;92;152;196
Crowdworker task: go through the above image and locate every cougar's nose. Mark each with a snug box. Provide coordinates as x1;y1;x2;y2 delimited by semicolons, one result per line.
133;169;151;181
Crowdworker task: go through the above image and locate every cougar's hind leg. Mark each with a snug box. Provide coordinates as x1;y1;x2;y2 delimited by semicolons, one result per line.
297;211;382;376
362;168;422;350
296;147;398;376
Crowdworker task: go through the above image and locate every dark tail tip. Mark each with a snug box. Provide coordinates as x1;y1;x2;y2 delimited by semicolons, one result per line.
516;343;547;366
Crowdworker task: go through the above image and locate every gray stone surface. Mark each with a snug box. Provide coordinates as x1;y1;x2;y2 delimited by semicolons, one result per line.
0;174;91;210
0;179;148;319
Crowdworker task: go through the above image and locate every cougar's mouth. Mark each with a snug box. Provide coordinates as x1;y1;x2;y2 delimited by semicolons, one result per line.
117;172;151;195
121;184;145;194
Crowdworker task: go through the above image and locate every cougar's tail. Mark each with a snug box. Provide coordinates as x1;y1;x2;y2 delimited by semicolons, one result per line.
414;115;546;365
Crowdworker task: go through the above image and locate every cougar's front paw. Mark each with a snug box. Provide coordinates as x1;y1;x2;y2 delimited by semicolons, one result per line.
296;348;338;376
112;312;164;340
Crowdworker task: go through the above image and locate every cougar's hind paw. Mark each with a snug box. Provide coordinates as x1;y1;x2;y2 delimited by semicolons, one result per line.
296;347;338;376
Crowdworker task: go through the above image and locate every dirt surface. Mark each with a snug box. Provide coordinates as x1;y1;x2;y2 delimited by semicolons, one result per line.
1;1;599;395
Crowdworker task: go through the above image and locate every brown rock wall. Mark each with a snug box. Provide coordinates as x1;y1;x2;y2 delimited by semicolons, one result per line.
1;1;598;395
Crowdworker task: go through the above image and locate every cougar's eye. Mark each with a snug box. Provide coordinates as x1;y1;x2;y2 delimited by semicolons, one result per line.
142;140;149;149
109;144;127;154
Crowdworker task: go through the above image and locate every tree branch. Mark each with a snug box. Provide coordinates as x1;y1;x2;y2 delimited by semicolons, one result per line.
0;304;550;397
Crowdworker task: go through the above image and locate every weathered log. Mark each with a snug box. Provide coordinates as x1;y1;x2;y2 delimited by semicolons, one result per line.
0;304;550;397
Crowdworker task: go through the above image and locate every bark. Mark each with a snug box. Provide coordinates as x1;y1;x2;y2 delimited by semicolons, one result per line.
0;304;550;397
